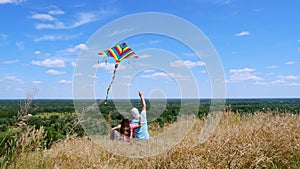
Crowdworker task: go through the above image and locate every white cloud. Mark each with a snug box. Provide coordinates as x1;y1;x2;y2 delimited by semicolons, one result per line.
34;35;63;42
222;0;232;4
285;83;300;86
88;75;97;79
0;34;7;46
0;0;24;5
108;28;134;37
115;82;132;87
16;41;24;50
33;81;42;85
3;76;23;83
67;43;88;53
34;50;41;54
254;81;269;85
143;69;156;73
59;80;71;84
93;62;125;71
122;75;131;79
74;73;82;76
141;72;187;80
93;62;113;71
286;61;296;65
35;12;99;30
31;58;65;68
3;59;20;64
210;0;233;5
71;62;77;67
46;69;66;75
229;68;263;82
141;72;171;80
200;70;207;74
34;34;81;42
271;79;285;85
149;40;162;45
229;68;254;73
74;12;98;27
266;65;278;69
277;75;299;81
0;33;7;39
35;22;62;30
170;60;205;68
31;13;56;21
48;9;65;15
271;75;300;86
235;31;250;36
266;75;300;86
138;54;152;59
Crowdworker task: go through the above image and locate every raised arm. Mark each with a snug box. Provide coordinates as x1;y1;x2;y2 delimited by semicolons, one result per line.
139;91;146;111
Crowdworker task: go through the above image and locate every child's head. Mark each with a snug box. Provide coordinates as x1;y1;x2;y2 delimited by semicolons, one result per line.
120;117;130;137
131;107;139;119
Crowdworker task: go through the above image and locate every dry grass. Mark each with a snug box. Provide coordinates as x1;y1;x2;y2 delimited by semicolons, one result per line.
2;126;45;169
10;112;300;168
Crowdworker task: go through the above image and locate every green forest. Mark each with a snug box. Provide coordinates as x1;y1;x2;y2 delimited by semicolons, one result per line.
1;98;299;142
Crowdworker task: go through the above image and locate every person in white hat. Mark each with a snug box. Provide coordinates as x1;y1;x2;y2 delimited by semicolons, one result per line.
130;91;149;140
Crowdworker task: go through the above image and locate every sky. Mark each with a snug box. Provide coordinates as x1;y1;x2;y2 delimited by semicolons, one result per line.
0;0;300;99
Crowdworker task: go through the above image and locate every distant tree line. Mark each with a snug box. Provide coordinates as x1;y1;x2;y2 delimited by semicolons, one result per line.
225;99;300;114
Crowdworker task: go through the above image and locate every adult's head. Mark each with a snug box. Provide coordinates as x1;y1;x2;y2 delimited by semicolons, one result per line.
131;107;139;120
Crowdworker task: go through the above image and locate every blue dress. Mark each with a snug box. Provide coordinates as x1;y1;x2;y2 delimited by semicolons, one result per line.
131;110;149;140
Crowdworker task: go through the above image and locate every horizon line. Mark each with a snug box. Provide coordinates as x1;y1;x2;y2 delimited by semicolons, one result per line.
1;97;300;100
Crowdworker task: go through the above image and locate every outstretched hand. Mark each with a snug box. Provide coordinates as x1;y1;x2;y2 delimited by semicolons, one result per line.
139;91;146;111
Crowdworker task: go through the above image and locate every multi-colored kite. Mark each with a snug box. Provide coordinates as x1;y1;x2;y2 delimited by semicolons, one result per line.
98;42;138;104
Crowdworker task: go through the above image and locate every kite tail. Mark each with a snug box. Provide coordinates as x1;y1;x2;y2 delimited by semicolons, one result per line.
104;61;120;104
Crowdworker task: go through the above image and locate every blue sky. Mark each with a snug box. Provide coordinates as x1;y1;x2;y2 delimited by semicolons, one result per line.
0;0;299;99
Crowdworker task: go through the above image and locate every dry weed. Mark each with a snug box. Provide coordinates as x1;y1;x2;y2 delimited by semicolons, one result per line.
10;112;300;168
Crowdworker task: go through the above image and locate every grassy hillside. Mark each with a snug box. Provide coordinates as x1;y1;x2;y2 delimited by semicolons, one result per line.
11;111;300;168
